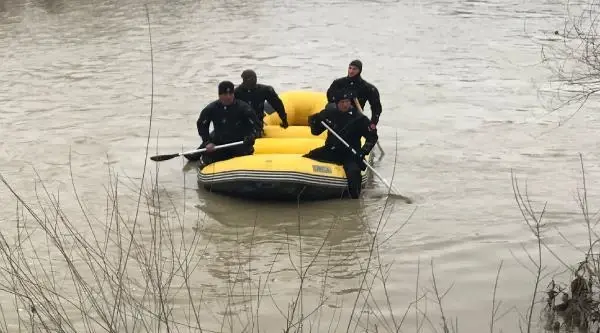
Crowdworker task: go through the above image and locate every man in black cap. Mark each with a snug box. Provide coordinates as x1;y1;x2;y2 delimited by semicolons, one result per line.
303;91;379;199
234;69;288;135
186;80;261;168
326;60;382;130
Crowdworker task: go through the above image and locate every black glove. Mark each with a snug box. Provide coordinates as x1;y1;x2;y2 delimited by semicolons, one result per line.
280;117;289;129
243;136;255;145
370;115;379;127
308;113;323;126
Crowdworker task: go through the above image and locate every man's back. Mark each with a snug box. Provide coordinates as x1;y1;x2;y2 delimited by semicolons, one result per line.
234;83;286;118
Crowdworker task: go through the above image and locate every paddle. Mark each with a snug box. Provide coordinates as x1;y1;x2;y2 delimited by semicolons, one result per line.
150;141;245;162
353;97;385;157
320;121;412;203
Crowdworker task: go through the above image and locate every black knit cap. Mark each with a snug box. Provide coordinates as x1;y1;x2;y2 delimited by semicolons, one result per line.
349;59;362;73
218;81;234;94
334;91;352;103
241;69;257;80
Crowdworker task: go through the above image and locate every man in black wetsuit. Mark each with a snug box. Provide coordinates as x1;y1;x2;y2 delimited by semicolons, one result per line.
234;69;289;135
326;60;382;131
185;81;260;168
303;91;379;199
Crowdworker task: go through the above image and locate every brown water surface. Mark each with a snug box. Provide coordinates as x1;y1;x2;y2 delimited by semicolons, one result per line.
1;0;599;331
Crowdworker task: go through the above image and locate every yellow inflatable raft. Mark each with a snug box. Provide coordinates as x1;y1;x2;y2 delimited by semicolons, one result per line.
197;90;372;200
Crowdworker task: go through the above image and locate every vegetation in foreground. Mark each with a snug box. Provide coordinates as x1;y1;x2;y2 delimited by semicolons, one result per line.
532;0;600;330
1;148;600;333
3;0;600;332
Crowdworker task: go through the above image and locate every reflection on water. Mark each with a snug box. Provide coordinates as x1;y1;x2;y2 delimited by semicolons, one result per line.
179;188;408;330
193;190;397;286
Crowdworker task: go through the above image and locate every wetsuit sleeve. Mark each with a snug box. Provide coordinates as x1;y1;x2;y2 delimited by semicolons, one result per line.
360;117;378;155
326;79;342;103
196;105;212;143
366;84;382;125
241;102;260;140
264;86;287;121
307;110;327;136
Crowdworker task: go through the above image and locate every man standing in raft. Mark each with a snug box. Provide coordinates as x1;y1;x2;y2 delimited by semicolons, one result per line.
303;91;379;199
186;81;260;168
234;69;289;136
326;60;382;130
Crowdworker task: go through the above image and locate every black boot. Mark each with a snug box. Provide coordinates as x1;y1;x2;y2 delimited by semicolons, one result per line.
348;184;361;199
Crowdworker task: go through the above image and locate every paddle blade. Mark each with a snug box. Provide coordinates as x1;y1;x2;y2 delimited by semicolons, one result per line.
150;153;180;162
391;193;413;204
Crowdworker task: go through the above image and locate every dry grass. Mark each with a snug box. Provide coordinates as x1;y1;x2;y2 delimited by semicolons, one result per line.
5;135;597;333
510;154;600;333
0;143;439;333
530;0;600;127
4;3;600;333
